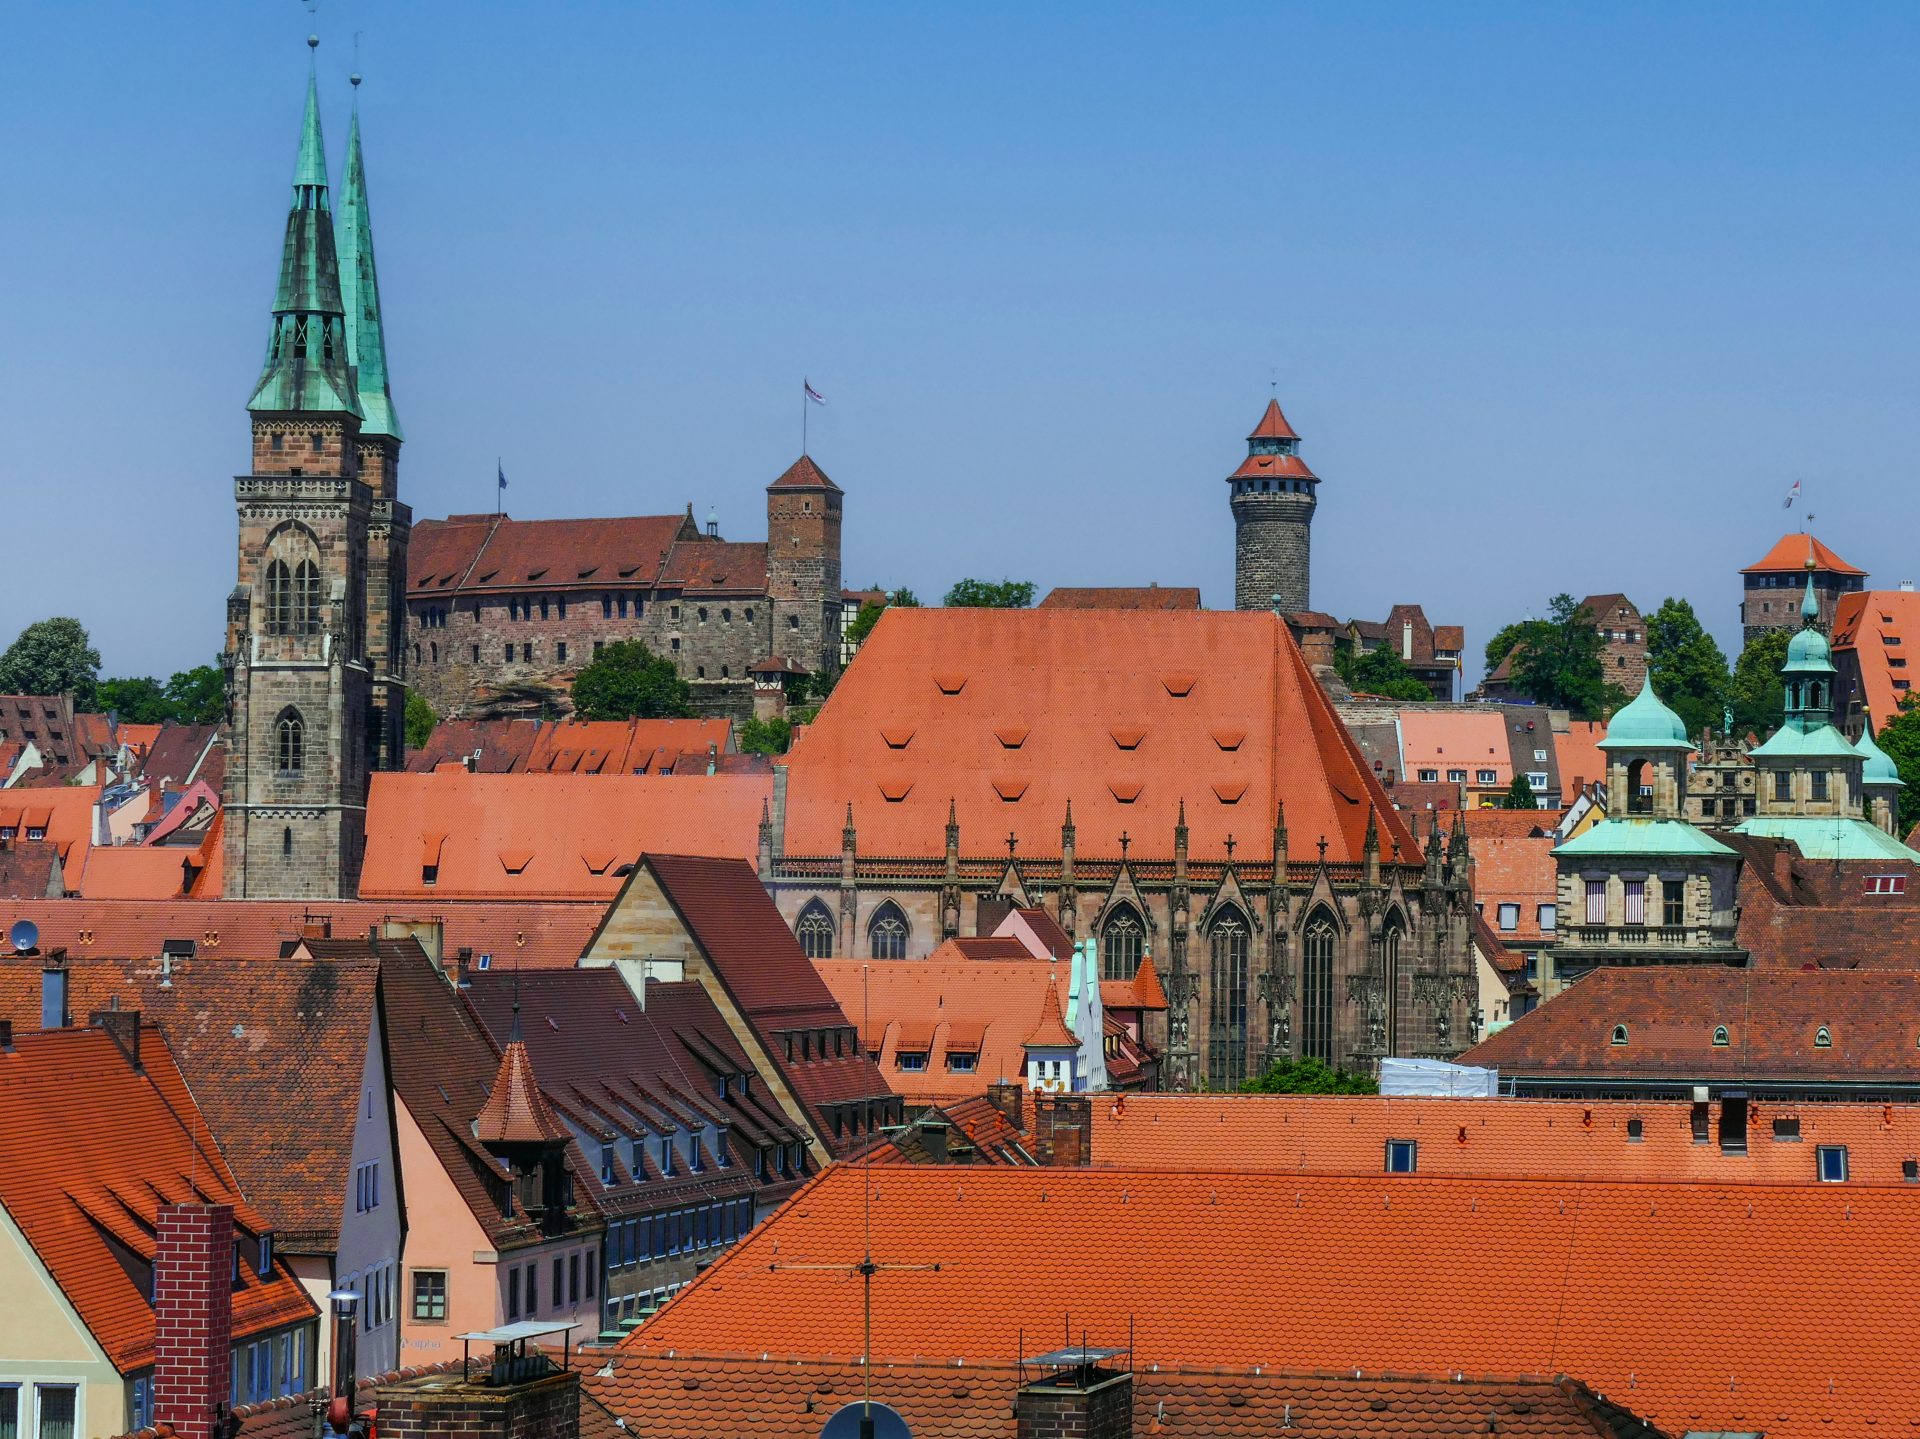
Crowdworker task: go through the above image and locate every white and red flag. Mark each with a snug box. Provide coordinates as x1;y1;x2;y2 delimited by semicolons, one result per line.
804;379;826;405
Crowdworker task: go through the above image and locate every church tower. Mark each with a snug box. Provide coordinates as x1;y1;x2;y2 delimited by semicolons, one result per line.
337;73;410;771
223;40;378;899
1229;398;1318;612
766;456;844;676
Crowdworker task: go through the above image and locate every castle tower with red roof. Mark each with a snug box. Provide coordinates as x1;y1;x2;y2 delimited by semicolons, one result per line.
224;41;389;899
1229;398;1319;612
766;456;844;679
1740;533;1865;644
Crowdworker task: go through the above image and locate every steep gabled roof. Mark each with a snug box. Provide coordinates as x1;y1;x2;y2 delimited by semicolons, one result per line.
1022;979;1076;1049
475;1040;571;1146
1742;533;1866;576
1037;586;1202;612
768;455;841;491
1247;397;1301;441
621;1162;1918;1439
1834;589;1920;733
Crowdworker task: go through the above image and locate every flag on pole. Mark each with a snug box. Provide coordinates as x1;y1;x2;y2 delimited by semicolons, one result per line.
1783;478;1800;509
498;461;509;491
804;379;827;405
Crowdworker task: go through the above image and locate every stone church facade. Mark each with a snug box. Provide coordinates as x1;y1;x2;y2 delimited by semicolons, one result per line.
222;54;408;899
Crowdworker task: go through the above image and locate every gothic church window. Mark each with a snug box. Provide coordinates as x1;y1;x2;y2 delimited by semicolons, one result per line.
276;710;304;774
1102;905;1145;982
1302;910;1337;1063
795;900;836;959
867;901;910;960
1382;917;1404;1055
1206;907;1250;1090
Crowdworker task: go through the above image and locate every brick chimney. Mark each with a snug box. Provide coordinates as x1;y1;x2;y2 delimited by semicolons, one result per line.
1014;1350;1132;1439
376;1358;578;1439
985;1080;1025;1133
1035;1094;1092;1168
152;1203;235;1439
90;1006;142;1071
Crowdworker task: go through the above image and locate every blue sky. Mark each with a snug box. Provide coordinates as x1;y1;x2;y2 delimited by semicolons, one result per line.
4;2;1918;685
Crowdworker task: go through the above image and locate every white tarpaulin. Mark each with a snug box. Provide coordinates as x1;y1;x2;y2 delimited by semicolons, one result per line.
1378;1057;1499;1097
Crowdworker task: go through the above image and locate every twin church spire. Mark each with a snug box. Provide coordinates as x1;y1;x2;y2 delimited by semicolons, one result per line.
248;37;399;438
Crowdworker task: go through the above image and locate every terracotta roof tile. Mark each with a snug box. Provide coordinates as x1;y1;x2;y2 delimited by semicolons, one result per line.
1227;451;1318;482
1037;586;1202;611
1741;532;1866;576
475;1039;571;1144
1022;979;1076;1048
1555;721;1608;802
0;839;62;899
0;1024;315;1373
583;1353;1660;1439
1834;589;1920;734
768;455;841;491
1247;397;1301;441
360;770;770;900
621;1163;1915;1439
781;610;1416;865
659;540;770;593
0;786;98;890
1398;711;1510;786
408;513;694;597
1466;831;1556;944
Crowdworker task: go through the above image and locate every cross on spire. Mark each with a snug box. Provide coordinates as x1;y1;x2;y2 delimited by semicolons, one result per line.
1224;834;1236;860
1317;835;1329;861
1119;831;1131;857
1006;831;1018;857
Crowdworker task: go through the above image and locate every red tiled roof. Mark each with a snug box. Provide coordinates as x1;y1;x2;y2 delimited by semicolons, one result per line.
409;513;695;596
1555;721;1607;802
583;1353;1661;1439
0;786;98;889
1834;589;1920;734
1101;952;1167;1012
768;455;841;491
0;897;607;970
0;839;61;899
1022;979;1076;1048
1741;533;1866;576
659;540;770;593
1247;397;1301;441
408;717;737;776
0;1024;315;1373
1227;451;1318;482
640;855;891;1150
780;609;1417;865
1037;587;1202;612
1465;830;1556;945
1398;711;1510;787
622;1163;1918;1439
1002;907;1074;959
0;953;382;1252
79;841;208;901
1463;967;1920;1083
1081;1093;1920;1182
1432;625;1465;652
475;1040;572;1144
359;770;770;900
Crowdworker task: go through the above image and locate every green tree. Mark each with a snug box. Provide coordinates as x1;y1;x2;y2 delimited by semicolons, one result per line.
1240;1056;1379;1095
570;640;693;720
1335;643;1432;702
162;665;226;725
405;691;437;750
844;600;886;649
943;578;1035;608
0;618;101;706
1877;697;1920;836
1509;595;1624;719
1645;597;1731;742
888;587;921;608
1729;628;1793;738
738;714;794;755
1483;619;1549;678
1499;774;1539;809
97;676;172;723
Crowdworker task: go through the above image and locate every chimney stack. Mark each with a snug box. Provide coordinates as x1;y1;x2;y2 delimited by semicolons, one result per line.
90;1008;142;1071
152;1203;235;1439
1035;1094;1092;1167
376;1348;579;1439
919;1115;951;1163
1014;1347;1133;1439
984;1079;1024;1133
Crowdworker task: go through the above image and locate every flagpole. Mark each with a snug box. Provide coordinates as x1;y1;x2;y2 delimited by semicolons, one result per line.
496;456;502;517
802;380;808;457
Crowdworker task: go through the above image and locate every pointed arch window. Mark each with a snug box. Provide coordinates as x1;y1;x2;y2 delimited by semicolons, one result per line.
294;560;322;635
795;900;836;960
1206;906;1250;1090
265;560;292;635
1382;916;1405;1057
276;709;305;774
867;901;910;960
1101;904;1145;982
1302;910;1337;1063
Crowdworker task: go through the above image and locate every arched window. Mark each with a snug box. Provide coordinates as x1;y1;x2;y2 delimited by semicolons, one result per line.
276;709;304;774
1302;910;1337;1063
1206;906;1250;1090
1814;1025;1833;1048
795;900;836;960
1101;904;1145;982
1611;1024;1629;1046
1627;758;1652;815
294;560;322;635
1713;1025;1730;1046
867;901;910;960
1382;917;1404;1056
265;559;292;635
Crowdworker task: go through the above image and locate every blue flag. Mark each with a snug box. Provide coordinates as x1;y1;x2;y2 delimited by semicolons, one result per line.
498;462;509;491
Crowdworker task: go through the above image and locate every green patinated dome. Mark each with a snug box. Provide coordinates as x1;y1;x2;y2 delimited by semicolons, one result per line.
1783;571;1835;674
1856;721;1905;788
1597;674;1693;751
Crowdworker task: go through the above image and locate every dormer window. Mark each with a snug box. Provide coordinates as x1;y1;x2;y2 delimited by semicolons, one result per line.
660;1137;675;1176
258;1232;274;1277
715;1129;730;1167
688;1128;705;1172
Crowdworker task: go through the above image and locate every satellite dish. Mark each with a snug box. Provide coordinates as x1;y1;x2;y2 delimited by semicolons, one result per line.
9;920;38;953
819;1400;911;1439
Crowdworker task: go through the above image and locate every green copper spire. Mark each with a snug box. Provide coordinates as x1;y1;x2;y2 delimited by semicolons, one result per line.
336;78;403;441
248;37;361;418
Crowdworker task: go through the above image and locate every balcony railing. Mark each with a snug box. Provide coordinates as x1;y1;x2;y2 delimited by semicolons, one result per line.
1569;924;1738;949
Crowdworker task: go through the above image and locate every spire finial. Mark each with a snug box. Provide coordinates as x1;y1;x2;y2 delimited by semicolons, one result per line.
1801;564;1820;625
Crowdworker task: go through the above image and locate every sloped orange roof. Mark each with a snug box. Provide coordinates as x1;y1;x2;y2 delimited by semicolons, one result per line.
474;1039;571;1145
1555;721;1607;802
1100;954;1168;1013
359;770;769;900
1398;711;1510;787
815;958;1058;1104
1834;589;1920;733
622;1163;1919;1439
1466;830;1557;944
408;513;692;596
1741;532;1865;576
1081;1094;1920;1183
780;609;1415;864
768;455;840;491
0;785;97;889
1247;397;1301;441
1038;586;1202;612
1022;979;1076;1048
1227;451;1318;482
0;1025;315;1373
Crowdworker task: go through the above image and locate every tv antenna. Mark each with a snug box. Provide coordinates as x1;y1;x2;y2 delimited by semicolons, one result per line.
772;964;942;1439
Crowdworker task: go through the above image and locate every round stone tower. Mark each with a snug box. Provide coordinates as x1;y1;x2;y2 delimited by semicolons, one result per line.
1229;398;1318;612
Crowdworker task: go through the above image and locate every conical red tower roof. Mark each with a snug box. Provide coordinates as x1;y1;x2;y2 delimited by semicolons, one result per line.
1023;978;1078;1049
1129;952;1169;1011
475;1040;569;1147
1248;398;1301;442
769;455;841;492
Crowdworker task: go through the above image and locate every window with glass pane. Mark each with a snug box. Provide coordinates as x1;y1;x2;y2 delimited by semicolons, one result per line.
1101;906;1144;981
2;1387;20;1439
36;1386;75;1439
1662;880;1685;927
1301;912;1336;1062
1205;910;1249;1089
867;902;910;960
795;900;836;958
1585;880;1606;924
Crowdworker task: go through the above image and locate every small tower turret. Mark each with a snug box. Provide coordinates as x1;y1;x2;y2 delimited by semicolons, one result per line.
1229;398;1319;612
